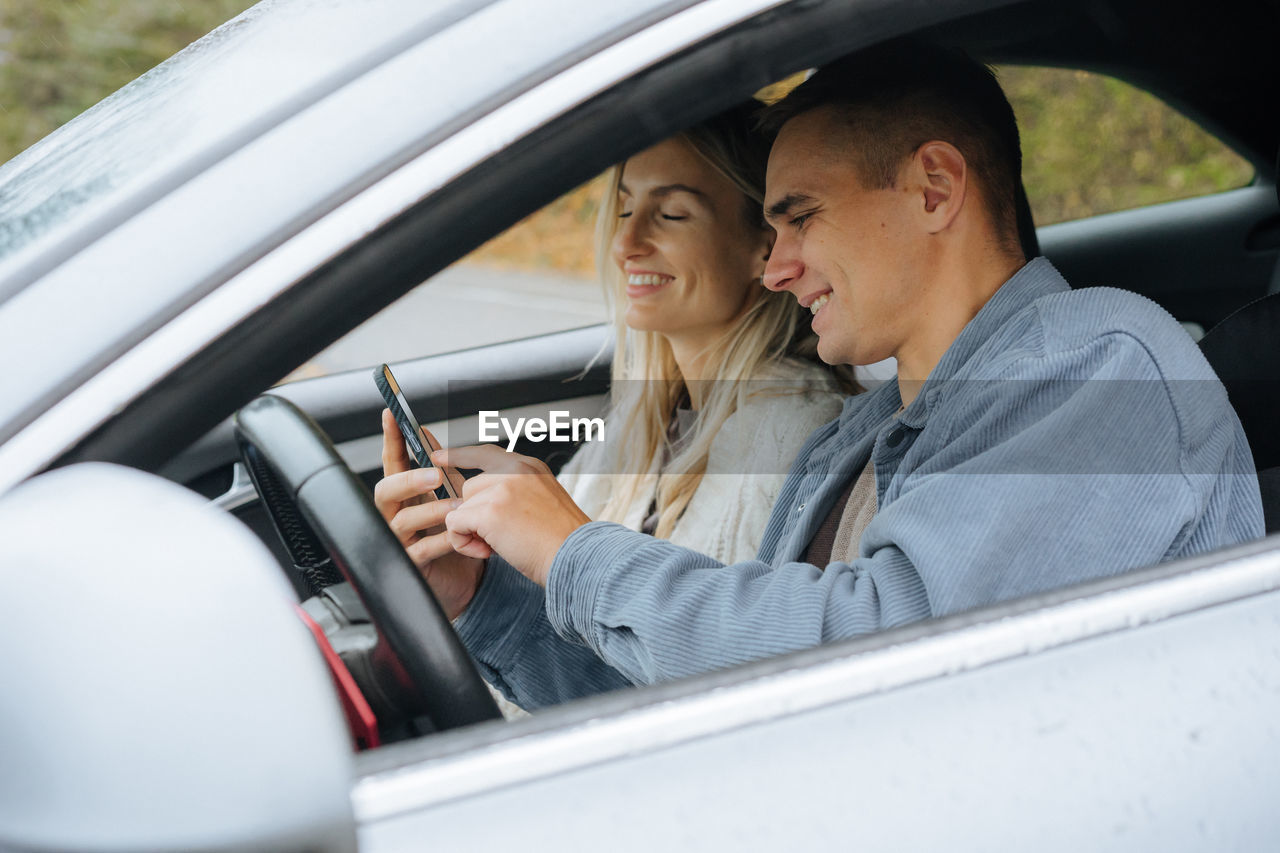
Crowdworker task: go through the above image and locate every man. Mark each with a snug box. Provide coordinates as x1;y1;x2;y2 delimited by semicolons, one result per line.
375;40;1264;708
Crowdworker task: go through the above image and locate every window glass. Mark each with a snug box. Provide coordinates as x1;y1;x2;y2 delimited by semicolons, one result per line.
289;175;608;382
999;66;1255;225
293;66;1257;380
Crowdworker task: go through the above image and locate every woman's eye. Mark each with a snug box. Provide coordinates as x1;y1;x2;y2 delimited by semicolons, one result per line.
661;213;688;221
617;211;633;219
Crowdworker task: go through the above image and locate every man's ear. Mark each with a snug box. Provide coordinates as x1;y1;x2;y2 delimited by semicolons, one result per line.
914;140;967;233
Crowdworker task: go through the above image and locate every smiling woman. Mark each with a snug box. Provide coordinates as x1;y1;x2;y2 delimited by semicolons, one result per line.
556;103;849;549
609;138;772;358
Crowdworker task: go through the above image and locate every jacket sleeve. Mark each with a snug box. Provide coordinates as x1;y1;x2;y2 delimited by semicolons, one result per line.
458;387;844;704
543;331;1260;685
453;553;633;709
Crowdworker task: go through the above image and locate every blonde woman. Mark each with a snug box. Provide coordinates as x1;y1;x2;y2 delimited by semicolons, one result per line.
554;103;851;563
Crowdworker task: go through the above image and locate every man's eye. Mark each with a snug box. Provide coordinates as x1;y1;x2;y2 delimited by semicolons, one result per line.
790;212;813;229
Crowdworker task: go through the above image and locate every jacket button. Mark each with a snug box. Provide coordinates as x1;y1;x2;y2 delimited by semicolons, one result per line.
797;503;806;512
885;428;905;448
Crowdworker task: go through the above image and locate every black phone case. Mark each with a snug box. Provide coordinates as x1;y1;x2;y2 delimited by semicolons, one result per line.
373;365;454;501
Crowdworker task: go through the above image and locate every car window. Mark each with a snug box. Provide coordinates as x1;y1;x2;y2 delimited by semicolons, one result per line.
290;175;609;381
999;66;1255;225
292;65;1258;381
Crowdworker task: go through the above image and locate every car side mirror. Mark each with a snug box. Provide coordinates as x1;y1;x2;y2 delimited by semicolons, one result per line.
0;464;357;852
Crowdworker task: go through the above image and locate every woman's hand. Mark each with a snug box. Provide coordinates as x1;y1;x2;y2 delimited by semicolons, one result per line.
430;444;592;587
372;409;483;620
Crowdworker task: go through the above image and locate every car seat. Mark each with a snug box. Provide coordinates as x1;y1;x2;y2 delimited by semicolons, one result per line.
1196;155;1280;534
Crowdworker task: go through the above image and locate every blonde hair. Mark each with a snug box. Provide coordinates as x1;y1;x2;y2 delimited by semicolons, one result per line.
592;106;854;538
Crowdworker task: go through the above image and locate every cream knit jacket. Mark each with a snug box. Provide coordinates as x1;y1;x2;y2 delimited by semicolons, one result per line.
556;359;845;563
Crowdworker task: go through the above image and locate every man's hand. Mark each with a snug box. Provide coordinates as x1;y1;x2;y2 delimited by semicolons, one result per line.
372;409;483;620
431;444;592;587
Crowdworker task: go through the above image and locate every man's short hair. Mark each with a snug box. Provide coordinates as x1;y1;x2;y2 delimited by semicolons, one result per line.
761;39;1033;258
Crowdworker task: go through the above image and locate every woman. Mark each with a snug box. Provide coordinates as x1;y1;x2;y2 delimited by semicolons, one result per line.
554;102;851;563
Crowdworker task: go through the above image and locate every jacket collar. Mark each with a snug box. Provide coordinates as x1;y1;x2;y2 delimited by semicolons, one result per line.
894;256;1068;428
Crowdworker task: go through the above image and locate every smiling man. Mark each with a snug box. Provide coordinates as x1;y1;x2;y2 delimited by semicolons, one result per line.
376;40;1264;708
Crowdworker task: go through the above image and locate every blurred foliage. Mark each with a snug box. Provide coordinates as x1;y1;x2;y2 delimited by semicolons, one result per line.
0;0;257;160
0;3;1256;275
1000;66;1254;225
466;175;608;277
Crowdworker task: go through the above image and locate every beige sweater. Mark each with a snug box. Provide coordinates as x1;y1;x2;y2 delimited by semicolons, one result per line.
556;360;845;564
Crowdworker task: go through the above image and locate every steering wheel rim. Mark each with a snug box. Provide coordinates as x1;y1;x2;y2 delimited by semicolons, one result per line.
234;393;500;731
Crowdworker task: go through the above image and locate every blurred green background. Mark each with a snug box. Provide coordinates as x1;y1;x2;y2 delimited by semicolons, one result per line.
1000;66;1254;225
0;0;1255;276
0;0;257;157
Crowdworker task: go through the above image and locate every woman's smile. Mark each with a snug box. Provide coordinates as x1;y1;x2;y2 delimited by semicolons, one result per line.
625;271;674;298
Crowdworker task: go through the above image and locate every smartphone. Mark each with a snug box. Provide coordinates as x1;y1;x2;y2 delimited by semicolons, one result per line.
373;363;458;501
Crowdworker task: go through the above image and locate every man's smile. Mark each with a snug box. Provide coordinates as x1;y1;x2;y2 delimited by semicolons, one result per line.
798;288;833;317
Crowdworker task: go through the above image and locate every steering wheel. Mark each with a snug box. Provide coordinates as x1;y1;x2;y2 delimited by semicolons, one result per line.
234;393;500;732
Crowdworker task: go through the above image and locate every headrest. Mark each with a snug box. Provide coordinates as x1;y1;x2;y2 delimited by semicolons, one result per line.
1199;292;1280;470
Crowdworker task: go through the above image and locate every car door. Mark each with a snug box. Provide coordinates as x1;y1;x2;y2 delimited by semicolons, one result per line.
349;534;1280;851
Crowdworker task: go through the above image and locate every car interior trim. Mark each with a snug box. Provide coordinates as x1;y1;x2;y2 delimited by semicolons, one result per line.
212;390;609;513
159;323;612;490
211;461;258;512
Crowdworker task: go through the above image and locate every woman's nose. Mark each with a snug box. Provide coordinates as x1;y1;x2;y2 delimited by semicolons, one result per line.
611;215;650;266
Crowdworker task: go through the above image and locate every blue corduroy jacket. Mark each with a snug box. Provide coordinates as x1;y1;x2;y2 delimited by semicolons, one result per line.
455;258;1265;708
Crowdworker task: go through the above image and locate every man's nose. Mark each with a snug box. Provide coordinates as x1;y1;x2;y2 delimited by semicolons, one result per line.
762;240;803;292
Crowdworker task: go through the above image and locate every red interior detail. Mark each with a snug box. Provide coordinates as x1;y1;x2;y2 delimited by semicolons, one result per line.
296;605;381;750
